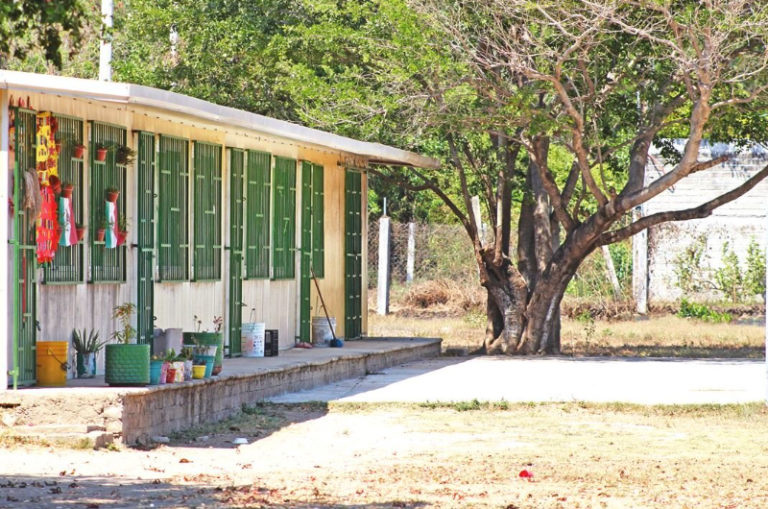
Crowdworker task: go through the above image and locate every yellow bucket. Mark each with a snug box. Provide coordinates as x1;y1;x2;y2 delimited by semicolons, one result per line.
36;341;69;386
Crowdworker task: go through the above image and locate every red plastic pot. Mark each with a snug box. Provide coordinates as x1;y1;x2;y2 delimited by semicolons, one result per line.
96;228;106;242
73;144;85;159
96;147;108;162
105;190;119;203
61;184;74;199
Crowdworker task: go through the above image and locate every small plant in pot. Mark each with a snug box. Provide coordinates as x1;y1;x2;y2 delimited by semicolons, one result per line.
163;349;178;383
115;144;135;166
192;340;216;378
71;328;106;378
95;143;109;162
183;315;224;376
104;303;150;386
149;354;165;385
180;346;194;381
73;143;86;159
96;218;110;242
61;181;74;199
104;186;120;203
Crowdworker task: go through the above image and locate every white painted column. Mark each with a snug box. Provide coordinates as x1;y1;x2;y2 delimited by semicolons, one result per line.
0;90;10;390
764;211;768;405
99;0;114;82
632;205;648;314
377;216;390;315
406;222;415;284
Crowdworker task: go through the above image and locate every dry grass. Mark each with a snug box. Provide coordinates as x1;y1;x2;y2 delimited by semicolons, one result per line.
217;402;768;508
368;312;765;358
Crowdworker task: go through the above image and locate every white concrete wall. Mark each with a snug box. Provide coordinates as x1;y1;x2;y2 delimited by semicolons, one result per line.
639;141;768;303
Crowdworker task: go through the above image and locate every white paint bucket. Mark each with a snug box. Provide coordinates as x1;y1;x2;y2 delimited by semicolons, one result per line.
312;317;336;346
241;322;265;358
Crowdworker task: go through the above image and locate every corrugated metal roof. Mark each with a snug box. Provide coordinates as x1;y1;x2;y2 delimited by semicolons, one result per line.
0;70;440;169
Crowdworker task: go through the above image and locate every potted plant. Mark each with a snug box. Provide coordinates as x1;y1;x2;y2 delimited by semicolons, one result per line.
192;341;216;378
104;303;150;386
180;346;194;381
95;143;108;162
76;224;86;242
149;354;165;385
71;328;106;378
105;187;120;203
115;144;135;166
61;181;74;199
183;315;224;376
96;218;110;242
163;349;178;383
73;143;86;159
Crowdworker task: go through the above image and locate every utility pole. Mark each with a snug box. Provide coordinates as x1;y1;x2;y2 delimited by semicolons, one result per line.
99;0;114;82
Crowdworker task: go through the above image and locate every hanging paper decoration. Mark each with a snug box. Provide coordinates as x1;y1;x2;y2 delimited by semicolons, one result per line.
58;185;78;247
36;184;60;264
35;112;58;185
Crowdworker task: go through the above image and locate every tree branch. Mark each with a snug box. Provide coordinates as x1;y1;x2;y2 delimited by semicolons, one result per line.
599;161;768;245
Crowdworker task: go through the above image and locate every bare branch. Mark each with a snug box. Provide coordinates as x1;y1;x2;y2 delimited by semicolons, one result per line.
599;162;768;245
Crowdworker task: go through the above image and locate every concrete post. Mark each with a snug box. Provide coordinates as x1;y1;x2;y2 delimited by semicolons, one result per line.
406;222;415;284
632;205;648;314
0;90;9;390
377;216;390;315
99;0;114;82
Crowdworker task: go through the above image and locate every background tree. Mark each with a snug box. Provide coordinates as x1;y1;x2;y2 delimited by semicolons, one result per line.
111;0;768;354
0;0;94;71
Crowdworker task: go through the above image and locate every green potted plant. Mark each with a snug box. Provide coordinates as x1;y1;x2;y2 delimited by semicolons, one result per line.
163;348;178;383
104;303;150;386
115;144;135;166
95;143;108;162
105;186;120;203
179;346;194;381
183;315;224;376
71;328;106;378
96;218;110;242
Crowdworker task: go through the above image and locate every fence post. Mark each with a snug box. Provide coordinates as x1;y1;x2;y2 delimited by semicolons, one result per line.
377;215;391;315
406;222;415;284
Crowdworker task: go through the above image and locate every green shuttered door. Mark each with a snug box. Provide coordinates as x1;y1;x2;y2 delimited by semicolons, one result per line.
137;132;155;346
345;170;363;340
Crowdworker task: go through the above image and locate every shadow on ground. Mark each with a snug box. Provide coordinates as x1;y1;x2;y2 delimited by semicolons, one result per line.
164;401;330;449
0;475;428;508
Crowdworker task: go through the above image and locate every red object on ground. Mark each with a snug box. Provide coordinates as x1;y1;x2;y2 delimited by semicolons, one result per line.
518;470;533;479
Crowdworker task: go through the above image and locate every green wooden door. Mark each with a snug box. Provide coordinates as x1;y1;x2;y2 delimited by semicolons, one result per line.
345;170;363;340
228;149;245;356
12;108;37;386
137;132;155;347
299;161;313;342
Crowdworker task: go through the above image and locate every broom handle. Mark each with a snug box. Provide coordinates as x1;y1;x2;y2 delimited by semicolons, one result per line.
310;266;337;341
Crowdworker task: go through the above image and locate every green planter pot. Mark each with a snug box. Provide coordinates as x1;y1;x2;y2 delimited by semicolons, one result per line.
105;344;150;386
183;332;223;375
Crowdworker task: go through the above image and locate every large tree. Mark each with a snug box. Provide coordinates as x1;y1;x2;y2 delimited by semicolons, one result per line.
113;0;768;354
271;0;768;353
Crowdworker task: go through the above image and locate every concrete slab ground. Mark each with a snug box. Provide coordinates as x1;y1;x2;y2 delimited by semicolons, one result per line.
270;356;767;405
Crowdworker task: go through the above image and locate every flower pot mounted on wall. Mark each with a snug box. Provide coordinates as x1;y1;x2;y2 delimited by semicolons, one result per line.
73;144;85;159
105;189;119;203
96;147;108;162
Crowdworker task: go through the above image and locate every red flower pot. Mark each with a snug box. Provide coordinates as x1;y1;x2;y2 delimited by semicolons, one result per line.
165;367;176;384
96;228;106;242
96;147;108;162
73;144;85;159
105;190;119;203
76;226;86;242
61;184;74;199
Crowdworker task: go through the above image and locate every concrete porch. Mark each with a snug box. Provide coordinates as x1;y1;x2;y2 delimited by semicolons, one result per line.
0;338;441;446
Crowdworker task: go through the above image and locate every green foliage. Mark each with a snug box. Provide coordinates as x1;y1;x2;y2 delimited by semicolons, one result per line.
111;303;137;344
71;328;106;354
744;239;766;300
673;235;708;295
0;0;93;69
713;242;743;303
677;299;732;323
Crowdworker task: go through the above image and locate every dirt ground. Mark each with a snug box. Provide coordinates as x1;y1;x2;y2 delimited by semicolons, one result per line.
3;402;768;508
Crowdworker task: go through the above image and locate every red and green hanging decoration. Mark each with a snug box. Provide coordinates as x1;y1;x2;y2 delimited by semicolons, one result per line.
35;112;61;264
